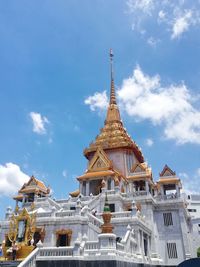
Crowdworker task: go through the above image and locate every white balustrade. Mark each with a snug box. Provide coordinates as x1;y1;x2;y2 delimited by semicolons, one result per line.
88;213;103;228
55;210;75;217
18;248;39;267
85;241;99;250
133;191;148;197
111;211;132;218
39;247;73;257
37;212;52;218
116;242;125;252
106;190;115;195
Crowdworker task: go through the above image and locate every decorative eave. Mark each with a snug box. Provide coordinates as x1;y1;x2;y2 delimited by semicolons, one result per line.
131;162;149;173
127;174;152;180
84;141;144;163
18;175;49;195
19;187;48;194
13;194;23;201
69;189;80;197
77;168;127;182
159;164;176;177
157;177;181;186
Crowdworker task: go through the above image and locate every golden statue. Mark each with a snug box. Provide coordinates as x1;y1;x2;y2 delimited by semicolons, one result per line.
2;208;36;260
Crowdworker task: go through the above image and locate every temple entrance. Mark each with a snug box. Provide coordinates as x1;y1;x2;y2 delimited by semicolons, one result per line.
143;234;148;256
89;180;102;195
33;232;41;246
56;229;72;247
57;234;68;247
33;227;45;246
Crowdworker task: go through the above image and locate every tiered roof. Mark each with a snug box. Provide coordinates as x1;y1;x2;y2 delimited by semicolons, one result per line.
13;175;49;201
84;51;144;163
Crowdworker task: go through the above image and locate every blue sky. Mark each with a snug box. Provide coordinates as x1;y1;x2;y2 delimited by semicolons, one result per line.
0;0;200;218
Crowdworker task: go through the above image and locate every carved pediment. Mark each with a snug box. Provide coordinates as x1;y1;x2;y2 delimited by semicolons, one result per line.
160;165;176;177
88;147;112;171
131;163;147;173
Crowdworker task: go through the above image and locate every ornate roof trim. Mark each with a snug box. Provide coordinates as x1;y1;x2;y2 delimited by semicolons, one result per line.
159;164;176;177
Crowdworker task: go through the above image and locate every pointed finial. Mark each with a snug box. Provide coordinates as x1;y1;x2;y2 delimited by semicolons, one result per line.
109;49;117;105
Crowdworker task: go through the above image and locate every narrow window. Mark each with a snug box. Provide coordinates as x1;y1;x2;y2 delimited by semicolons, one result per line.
82;181;86;195
188;209;197;212
163;213;173;226
107;178;111;190
167;243;178;259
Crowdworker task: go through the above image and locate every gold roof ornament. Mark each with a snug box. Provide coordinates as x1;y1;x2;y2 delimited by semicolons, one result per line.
69;189;80;197
157;165;182;187
18;175;49;195
84;50;144;163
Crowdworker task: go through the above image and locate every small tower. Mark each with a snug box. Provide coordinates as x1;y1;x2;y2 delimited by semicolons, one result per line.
101;194;113;233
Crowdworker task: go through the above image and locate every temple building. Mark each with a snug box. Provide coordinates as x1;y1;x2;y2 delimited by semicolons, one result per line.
0;52;199;267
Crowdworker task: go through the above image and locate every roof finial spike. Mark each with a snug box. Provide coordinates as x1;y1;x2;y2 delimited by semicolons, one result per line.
109;49;117;105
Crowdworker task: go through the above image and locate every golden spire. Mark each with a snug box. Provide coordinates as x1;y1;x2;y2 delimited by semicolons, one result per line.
109;49;117;105
106;49;121;123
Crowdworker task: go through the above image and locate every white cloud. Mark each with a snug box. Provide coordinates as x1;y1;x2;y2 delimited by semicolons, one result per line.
126;1;200;40
0;163;29;197
86;66;200;145
197;168;200;176
118;66;200;144
171;10;193;39
147;37;160;47
158;10;166;20
180;170;200;194
127;0;155;15
30;112;49;135
62;170;67;178
146;138;154;146
84;90;108;111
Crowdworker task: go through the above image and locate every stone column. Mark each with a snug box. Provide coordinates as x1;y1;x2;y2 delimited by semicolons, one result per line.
176;184;180;197
86;181;90;196
148;236;151;257
98;233;116;255
111;179;114;190
160;185;164;196
145;180;149;194
141;231;144;256
79;182;83;195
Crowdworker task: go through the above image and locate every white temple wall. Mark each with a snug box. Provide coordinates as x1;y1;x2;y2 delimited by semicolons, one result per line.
106;150;126;176
154;209;185;265
37;221;88;247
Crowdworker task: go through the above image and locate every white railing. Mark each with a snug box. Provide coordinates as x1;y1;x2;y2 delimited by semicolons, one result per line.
18;248;39;267
106;190;115;195
87;193;101;210
39;247;73;257
111;211;132;218
37;212;52;218
88;213;103;228
35;197;48;202
155;193;180;201
116;242;125;252
47;198;61;209
56;199;72;204
133;191;148;197
55;210;75;217
85;241;99;250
